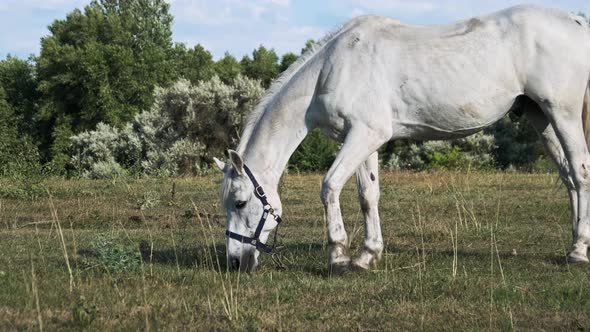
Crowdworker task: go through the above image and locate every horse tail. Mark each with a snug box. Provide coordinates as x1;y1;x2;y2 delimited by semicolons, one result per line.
583;80;590;148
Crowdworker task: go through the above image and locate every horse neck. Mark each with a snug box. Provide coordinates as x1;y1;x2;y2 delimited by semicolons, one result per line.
237;97;310;190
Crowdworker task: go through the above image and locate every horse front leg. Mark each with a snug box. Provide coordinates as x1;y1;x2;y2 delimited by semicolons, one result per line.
351;151;384;271
321;127;388;275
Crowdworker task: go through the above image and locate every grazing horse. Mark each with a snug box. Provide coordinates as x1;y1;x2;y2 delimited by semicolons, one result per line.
214;5;590;273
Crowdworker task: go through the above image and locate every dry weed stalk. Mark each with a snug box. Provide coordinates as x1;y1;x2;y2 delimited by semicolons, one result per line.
47;190;74;292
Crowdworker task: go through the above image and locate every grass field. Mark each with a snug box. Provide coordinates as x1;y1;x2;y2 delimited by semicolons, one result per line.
1;171;590;331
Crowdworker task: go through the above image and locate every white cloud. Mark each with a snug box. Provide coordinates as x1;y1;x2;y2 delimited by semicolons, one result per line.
171;0;291;25
264;0;290;7
351;0;438;13
2;0;589;61
171;0;315;59
0;0;88;11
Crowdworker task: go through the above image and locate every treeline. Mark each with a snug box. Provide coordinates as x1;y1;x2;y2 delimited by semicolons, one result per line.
0;0;305;177
0;0;567;178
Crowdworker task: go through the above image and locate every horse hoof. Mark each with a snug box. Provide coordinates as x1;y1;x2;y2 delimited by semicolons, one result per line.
329;262;350;276
567;252;589;264
350;261;370;272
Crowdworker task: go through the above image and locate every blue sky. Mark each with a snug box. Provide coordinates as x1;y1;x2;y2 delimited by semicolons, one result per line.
1;0;589;60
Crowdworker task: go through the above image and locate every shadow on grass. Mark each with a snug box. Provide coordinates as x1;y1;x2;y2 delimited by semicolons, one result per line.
77;239;575;276
384;244;573;267
138;241;229;271
138;242;576;276
134;241;330;275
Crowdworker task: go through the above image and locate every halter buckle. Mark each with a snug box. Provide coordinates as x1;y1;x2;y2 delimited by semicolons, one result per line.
255;186;266;198
251;239;257;245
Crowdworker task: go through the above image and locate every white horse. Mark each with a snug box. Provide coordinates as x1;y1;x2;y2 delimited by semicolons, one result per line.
214;5;590;273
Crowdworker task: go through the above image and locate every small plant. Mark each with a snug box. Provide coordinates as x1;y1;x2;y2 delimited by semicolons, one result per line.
83;234;140;273
136;191;161;210
71;295;98;327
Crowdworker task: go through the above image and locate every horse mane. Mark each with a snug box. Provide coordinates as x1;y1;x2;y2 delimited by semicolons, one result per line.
236;24;349;154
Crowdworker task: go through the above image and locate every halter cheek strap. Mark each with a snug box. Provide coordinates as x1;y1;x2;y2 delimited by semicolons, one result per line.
225;165;282;254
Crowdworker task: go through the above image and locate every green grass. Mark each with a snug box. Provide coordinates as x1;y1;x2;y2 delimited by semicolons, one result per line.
0;171;589;331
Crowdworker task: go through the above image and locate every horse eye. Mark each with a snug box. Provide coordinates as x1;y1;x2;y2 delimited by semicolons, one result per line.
235;201;247;209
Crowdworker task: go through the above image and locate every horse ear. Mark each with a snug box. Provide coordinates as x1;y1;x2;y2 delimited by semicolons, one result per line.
228;150;244;175
213;157;226;172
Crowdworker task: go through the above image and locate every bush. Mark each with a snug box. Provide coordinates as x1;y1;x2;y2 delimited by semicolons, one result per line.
82;234;140;273
289;129;339;172
383;132;496;171
70;76;264;177
488;114;543;170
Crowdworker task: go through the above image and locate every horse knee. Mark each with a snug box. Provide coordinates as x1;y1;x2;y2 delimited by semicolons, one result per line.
321;180;341;206
358;186;379;212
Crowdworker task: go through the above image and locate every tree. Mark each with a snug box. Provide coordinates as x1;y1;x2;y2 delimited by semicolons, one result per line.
215;52;242;84
279;52;298;73
241;45;279;88
37;0;177;167
173;43;215;83
0;56;40;136
0;86;40;177
289;129;339;172
301;39;316;54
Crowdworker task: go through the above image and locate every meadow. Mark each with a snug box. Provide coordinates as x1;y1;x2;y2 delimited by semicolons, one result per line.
1;171;589;331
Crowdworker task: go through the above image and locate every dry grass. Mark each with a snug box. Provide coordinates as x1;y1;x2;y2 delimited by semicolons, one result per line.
0;171;589;331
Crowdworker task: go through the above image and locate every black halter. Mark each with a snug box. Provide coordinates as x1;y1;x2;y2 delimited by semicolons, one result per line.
225;165;282;253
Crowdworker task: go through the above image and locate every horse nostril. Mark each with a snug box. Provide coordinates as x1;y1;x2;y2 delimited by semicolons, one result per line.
231;258;240;270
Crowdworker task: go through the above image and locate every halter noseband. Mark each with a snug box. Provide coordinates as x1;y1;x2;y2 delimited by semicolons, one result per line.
225;165;282;253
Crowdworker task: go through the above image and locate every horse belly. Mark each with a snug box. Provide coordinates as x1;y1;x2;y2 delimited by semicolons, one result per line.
392;92;518;140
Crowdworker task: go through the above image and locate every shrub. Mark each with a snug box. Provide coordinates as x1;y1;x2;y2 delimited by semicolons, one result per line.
488;114;543;170
82;234;140;273
289;129;339;172
383;132;496;171
70;76;264;177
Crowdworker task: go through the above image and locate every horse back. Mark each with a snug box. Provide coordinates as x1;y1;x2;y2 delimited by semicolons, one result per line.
309;5;590;140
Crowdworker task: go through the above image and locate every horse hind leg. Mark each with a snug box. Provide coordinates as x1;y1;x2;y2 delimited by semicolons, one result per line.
522;103;580;256
321;126;390;275
540;101;590;263
351;152;384;271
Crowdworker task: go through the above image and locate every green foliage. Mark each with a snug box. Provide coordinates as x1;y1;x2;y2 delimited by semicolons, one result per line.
136;191;160;210
279;52;298;72
37;0;177;162
0;56;40;136
241;45;279;88
383;132;496;171
488;114;543;170
0;87;43;183
71;295;98;327
428;145;468;169
49;118;76;172
215;53;242;84
301;39;316;54
83;233;140;273
289;129;339;172
173;43;215;83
